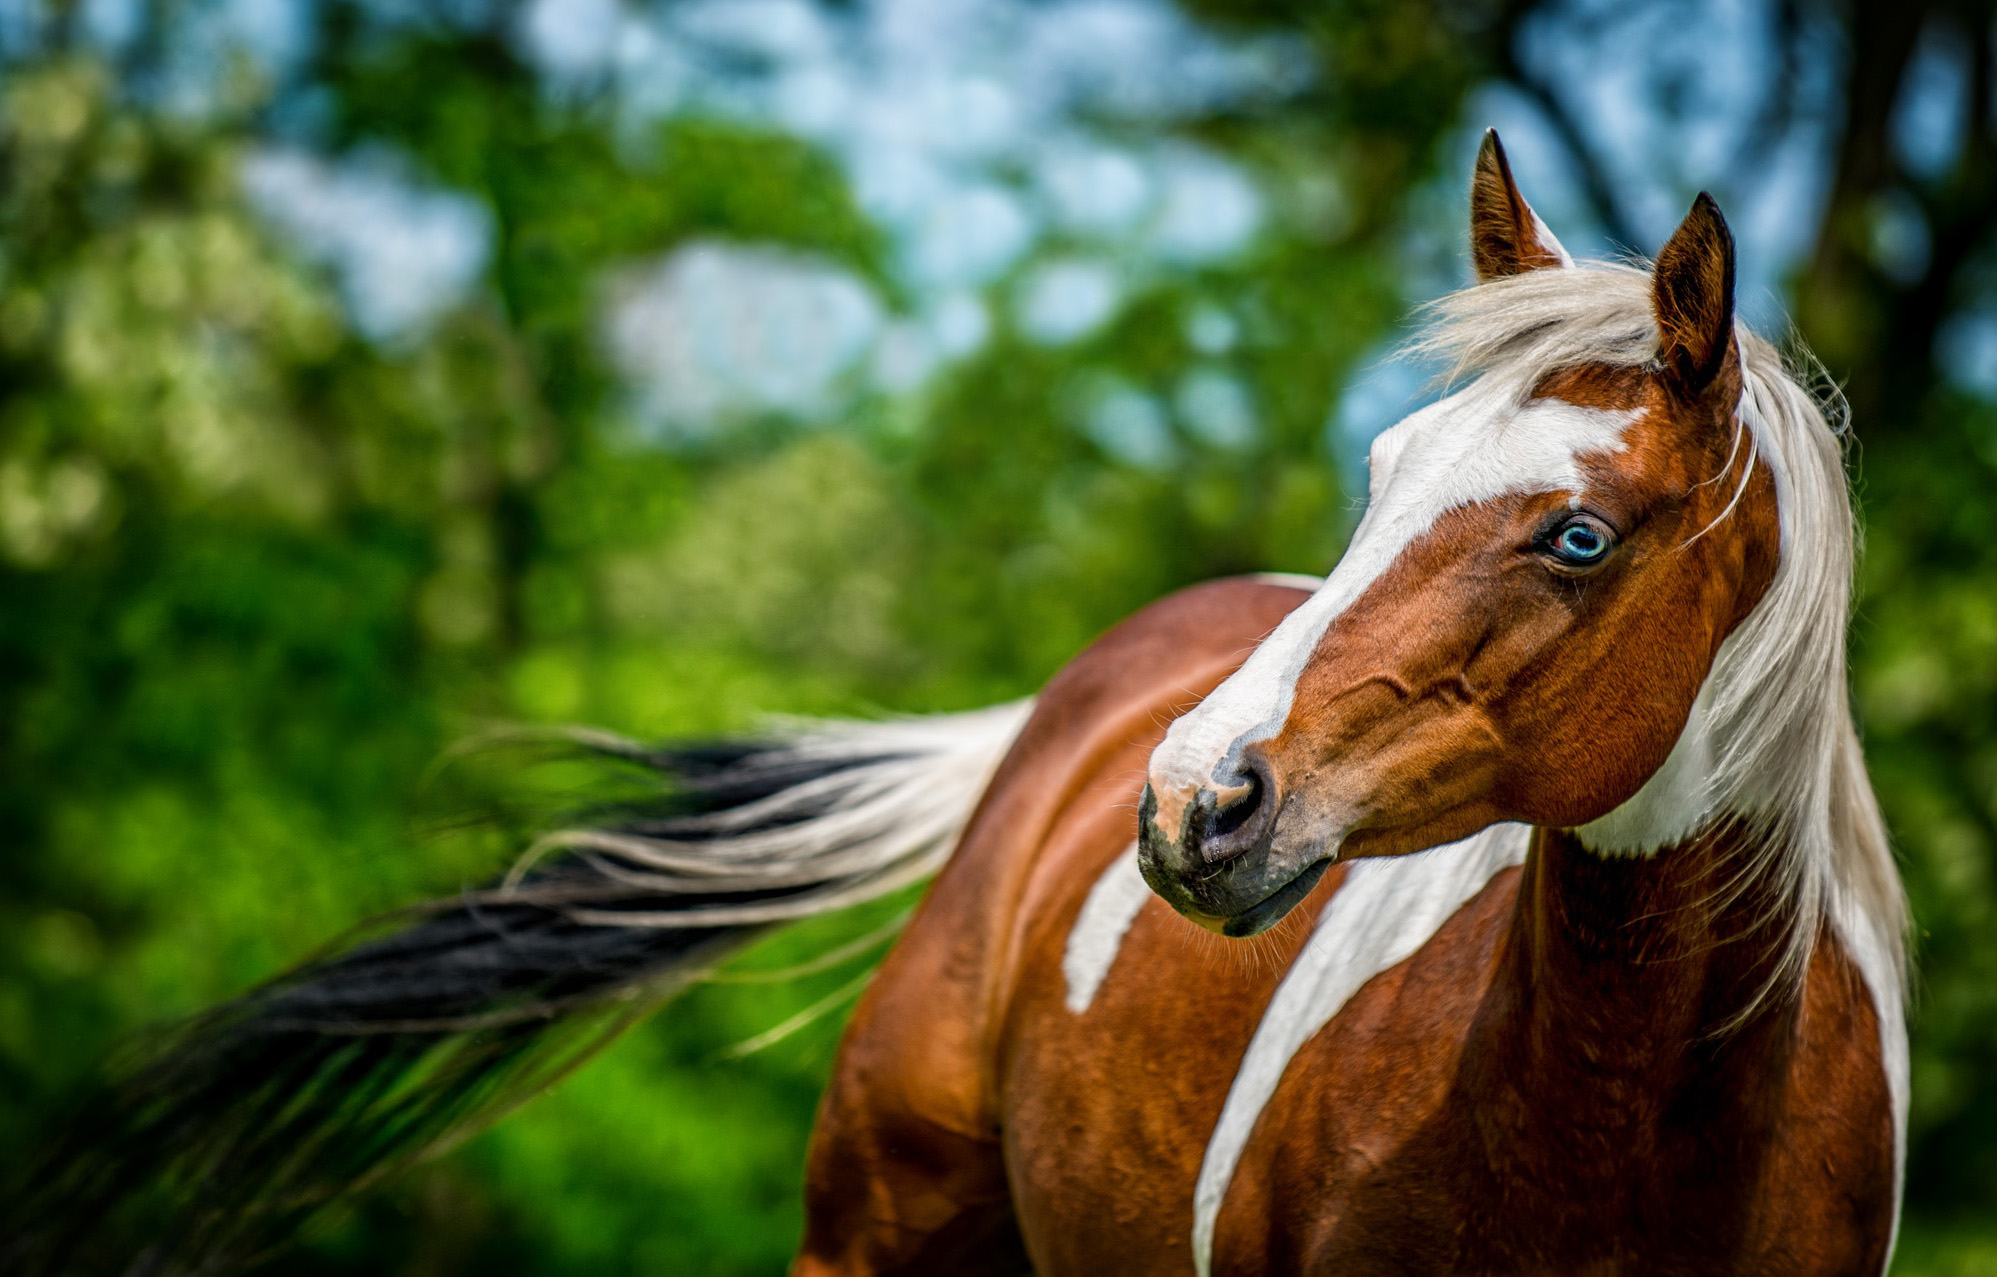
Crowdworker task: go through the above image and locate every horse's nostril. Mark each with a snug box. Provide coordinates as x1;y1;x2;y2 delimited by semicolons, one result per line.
1192;757;1276;864
1210;768;1266;840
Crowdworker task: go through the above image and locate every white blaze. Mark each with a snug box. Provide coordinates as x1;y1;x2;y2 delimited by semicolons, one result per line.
1148;387;1644;830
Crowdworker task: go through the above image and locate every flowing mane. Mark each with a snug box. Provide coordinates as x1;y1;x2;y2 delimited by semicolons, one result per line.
1412;261;1910;1005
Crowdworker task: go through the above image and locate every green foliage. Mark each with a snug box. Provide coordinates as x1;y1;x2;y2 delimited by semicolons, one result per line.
0;22;1392;1269
1850;391;1997;1248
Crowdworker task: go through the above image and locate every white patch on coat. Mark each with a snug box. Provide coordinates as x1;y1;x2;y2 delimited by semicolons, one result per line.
1574;651;1726;856
1835;894;1910;1273
1061;578;1324;1016
1191;824;1530;1276
1062;845;1151;1013
1148;390;1642;837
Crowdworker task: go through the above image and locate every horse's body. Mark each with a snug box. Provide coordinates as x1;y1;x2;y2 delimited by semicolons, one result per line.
798;135;1911;1274
10;134;1910;1277
798;577;1900;1276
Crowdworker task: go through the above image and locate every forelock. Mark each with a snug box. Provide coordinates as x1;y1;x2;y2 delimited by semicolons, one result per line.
1407;262;1661;393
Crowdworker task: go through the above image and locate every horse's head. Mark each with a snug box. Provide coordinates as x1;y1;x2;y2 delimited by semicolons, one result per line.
1140;131;1783;937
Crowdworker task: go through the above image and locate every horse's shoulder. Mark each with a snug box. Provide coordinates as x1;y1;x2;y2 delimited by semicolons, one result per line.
1671;924;1899;1272
826;578;1313;1145
1792;922;1901;1137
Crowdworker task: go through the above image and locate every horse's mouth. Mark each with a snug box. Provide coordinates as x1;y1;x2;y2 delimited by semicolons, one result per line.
1211;859;1332;937
1144;855;1333;939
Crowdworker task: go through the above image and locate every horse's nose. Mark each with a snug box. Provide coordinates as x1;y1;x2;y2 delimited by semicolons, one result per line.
1144;753;1277;867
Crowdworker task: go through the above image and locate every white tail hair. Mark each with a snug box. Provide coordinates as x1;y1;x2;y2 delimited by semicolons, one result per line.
506;699;1038;929
3;697;1036;1276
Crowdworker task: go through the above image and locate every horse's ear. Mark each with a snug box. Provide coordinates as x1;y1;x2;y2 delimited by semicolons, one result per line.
1470;129;1571;281
1652;192;1738;394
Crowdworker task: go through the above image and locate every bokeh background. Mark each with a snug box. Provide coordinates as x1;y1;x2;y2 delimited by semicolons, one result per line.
1;0;1992;1271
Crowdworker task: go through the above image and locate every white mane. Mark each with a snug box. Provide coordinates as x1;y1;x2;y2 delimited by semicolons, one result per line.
1411;262;1910;1003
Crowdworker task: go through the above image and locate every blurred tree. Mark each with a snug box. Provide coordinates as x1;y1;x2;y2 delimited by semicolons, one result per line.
0;0;1992;1272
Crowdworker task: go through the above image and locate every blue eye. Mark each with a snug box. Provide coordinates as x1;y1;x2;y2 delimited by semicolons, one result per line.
1547;517;1613;566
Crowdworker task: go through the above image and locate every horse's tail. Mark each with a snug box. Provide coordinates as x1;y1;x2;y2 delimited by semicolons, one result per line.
4;699;1034;1277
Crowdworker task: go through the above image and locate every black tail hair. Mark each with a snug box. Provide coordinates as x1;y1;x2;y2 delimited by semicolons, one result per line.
0;718;994;1277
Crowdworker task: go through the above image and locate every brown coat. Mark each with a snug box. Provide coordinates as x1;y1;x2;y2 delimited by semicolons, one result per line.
795;578;1897;1277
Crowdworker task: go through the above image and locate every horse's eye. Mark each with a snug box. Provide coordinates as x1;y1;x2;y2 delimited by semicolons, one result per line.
1545;515;1614;567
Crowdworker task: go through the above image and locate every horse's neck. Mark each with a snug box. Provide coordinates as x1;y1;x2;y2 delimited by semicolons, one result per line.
1491;824;1802;1115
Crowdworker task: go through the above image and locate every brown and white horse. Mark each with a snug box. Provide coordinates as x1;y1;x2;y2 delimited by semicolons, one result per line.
790;134;1909;1275
8;133;1908;1277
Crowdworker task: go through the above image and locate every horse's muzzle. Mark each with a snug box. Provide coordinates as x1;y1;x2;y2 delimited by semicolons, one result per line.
1136;779;1333;938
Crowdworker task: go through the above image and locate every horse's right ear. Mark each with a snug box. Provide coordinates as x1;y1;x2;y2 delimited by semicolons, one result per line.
1652;192;1737;395
1470;129;1572;281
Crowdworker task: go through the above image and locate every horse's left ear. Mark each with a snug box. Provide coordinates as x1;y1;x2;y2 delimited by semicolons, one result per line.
1652;193;1738;395
1470;129;1572;281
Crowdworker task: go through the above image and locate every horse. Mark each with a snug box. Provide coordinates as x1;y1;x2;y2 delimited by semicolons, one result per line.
5;131;1908;1277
